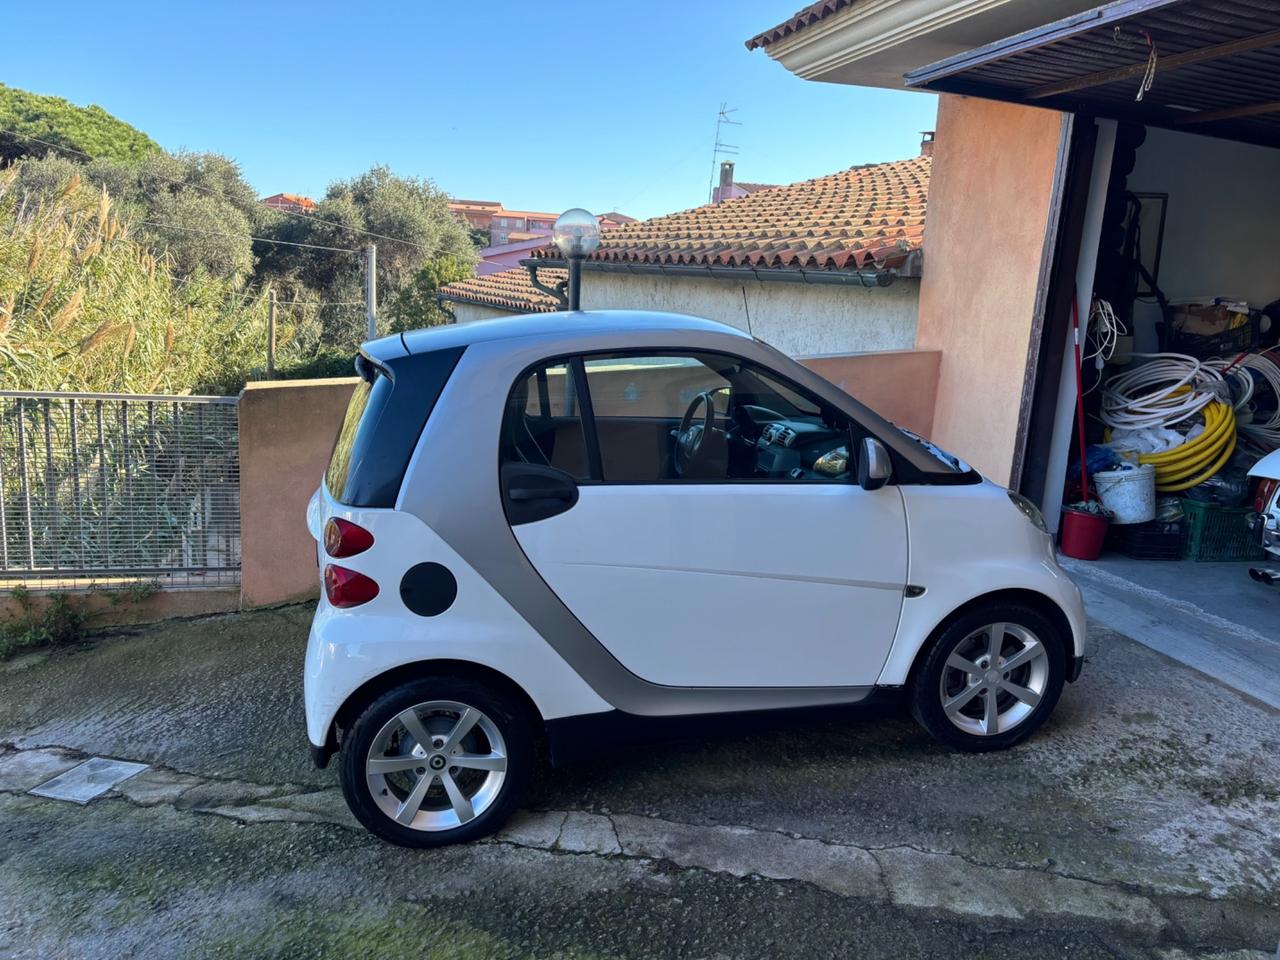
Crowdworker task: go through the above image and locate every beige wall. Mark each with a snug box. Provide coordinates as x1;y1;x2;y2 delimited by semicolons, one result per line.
239;378;359;608
914;95;1066;484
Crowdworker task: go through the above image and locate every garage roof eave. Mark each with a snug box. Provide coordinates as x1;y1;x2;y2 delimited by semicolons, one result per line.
903;0;1280;150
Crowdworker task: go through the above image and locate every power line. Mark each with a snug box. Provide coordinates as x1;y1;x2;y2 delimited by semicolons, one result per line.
138;219;359;254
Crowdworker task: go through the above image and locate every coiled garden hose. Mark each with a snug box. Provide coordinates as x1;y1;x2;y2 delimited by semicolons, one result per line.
1101;353;1239;492
1136;400;1236;492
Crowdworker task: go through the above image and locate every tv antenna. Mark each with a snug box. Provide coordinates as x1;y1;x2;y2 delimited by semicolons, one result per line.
707;103;740;203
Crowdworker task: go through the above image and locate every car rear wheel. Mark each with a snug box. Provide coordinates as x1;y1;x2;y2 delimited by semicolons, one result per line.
910;603;1066;752
339;677;532;847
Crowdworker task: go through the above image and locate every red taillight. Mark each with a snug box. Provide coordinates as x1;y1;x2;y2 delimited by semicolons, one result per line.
324;518;374;558
324;564;379;608
1253;478;1279;514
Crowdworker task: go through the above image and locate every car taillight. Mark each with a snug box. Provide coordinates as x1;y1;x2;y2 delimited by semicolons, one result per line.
1253;478;1279;514
324;564;379;608
324;518;374;558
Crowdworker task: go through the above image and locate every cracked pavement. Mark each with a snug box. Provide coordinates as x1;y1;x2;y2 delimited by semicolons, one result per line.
0;604;1277;958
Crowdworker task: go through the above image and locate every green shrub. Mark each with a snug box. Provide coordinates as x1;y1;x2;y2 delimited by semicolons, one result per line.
0;587;88;659
275;347;357;381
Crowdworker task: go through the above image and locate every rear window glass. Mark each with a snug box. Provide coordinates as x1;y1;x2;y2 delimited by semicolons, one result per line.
325;376;384;503
324;346;465;506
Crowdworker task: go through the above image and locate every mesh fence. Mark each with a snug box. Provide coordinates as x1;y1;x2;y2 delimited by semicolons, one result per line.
0;391;240;589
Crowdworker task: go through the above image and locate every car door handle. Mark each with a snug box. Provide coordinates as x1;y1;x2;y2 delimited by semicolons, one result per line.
508;486;573;502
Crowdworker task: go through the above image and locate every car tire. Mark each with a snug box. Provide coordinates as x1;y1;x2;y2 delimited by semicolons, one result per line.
339;676;533;848
910;603;1066;753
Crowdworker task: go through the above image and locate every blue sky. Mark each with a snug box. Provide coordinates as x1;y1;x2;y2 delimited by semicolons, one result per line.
4;1;938;220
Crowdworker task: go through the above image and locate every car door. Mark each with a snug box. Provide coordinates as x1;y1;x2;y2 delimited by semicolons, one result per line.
502;352;908;689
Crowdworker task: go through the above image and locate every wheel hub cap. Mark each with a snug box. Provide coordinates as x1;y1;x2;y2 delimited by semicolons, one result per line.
939;622;1049;737
365;700;509;832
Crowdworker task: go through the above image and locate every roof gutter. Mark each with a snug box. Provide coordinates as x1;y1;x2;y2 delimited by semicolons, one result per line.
522;258;907;288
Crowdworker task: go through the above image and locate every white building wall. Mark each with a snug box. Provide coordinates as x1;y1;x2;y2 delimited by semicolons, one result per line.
583;273;919;356
447;272;920;357
1127;127;1280;350
450;301;511;324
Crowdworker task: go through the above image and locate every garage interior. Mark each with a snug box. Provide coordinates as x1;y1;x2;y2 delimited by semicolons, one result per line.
906;0;1279;702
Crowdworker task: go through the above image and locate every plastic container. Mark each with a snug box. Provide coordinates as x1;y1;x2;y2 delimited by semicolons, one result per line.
1107;518;1185;560
1060;506;1109;560
1093;463;1156;524
1164;306;1261;358
1180;498;1265;561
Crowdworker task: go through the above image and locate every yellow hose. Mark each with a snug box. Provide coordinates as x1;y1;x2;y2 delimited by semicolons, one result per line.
1134;401;1237;493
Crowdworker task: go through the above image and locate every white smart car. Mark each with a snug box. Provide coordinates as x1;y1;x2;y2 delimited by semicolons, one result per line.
305;310;1086;847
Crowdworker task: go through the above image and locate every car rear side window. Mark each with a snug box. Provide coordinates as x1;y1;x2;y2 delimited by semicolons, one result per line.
325;346;465;507
500;362;590;479
326;378;377;501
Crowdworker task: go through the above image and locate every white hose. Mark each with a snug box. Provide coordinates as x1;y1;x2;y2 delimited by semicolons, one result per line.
1100;353;1222;430
1085;299;1125;364
1223;351;1280;446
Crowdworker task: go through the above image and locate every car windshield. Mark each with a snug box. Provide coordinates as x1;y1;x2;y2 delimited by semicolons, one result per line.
898;428;970;473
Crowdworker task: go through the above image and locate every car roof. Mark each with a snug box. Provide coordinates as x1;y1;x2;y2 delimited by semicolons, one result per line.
379;310;751;360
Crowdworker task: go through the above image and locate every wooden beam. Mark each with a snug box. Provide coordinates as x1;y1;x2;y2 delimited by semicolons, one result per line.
1027;27;1280;100
1176;99;1280;125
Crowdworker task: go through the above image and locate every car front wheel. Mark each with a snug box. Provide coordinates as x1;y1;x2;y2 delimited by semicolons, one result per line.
339;677;532;847
910;603;1066;752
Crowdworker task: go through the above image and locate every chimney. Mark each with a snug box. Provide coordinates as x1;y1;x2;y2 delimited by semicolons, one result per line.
715;161;735;203
920;131;935;158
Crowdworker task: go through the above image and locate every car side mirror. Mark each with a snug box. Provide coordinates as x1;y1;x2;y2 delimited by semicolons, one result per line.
858;437;892;491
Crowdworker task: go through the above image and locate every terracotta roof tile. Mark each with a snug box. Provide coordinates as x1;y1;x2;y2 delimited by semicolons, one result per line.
745;0;864;50
534;155;929;273
441;155;930;315
441;267;564;314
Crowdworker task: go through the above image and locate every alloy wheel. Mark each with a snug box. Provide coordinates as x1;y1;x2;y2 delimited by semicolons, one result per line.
365;699;508;831
938;622;1049;737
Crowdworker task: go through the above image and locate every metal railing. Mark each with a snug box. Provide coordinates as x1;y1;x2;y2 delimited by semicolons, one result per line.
0;391;240;589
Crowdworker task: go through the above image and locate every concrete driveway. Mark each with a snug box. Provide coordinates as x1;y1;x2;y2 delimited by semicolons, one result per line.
0;604;1276;959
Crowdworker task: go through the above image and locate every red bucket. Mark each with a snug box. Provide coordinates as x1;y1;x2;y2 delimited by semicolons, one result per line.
1060;506;1108;560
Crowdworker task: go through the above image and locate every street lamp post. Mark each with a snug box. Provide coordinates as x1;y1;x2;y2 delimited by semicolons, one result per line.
552;208;601;311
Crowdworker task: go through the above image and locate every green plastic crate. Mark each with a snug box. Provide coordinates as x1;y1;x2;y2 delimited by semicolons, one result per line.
1179;499;1265;562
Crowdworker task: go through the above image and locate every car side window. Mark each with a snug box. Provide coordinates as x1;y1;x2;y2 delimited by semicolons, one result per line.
581;355;730;482
499;362;590;479
580;352;854;484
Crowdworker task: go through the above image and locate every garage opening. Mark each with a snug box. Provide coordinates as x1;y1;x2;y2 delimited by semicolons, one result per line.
904;0;1280;673
1056;121;1278;572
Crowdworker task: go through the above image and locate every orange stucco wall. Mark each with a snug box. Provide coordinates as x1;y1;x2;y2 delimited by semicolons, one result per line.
238;378;359;608
800;349;939;436
915;95;1067;484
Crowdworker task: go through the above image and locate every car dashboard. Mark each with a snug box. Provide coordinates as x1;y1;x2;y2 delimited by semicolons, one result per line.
751;420;850;480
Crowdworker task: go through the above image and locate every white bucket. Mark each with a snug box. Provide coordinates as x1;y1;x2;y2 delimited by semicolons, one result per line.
1094;463;1156;524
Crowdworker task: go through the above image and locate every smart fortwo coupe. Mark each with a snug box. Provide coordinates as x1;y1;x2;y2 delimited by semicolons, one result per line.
305;310;1086;847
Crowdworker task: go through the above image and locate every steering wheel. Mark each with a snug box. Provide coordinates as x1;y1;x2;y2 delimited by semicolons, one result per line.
674;390;717;476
